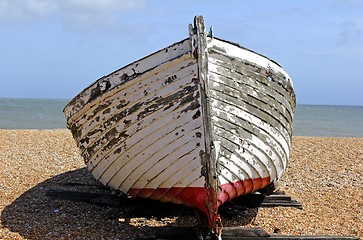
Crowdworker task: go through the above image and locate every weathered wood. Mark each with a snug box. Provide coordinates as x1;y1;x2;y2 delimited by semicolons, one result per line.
46;189;123;207
207;57;294;119
48;182;300;208
265;236;359;240
153;226;270;239
154;227;207;239
47;187;357;239
194;15;219;228
137;226;359;240
220;227;270;237
207;41;296;109
236;192;302;209
63;15;296;229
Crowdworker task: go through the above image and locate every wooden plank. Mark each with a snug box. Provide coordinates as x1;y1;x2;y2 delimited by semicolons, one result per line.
141;227;359;240
207;38;296;110
64;38;192;120
194;15;218;228
74;55;197;144
209;80;292;137
154;227;270;239
46;189;123;207
235;192;303;209
47;188;355;240
268;236;359;240
208;59;293;124
207;58;294;119
155;227;205;238
221;227;270;237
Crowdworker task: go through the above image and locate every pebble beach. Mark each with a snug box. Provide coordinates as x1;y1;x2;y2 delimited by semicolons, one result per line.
0;129;362;239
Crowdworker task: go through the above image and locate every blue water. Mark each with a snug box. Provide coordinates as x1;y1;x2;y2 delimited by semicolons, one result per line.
0;98;362;137
293;104;363;137
0;98;68;129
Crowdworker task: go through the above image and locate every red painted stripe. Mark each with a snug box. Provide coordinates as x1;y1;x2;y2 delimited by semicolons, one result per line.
128;187;208;209
217;177;270;207
128;176;271;227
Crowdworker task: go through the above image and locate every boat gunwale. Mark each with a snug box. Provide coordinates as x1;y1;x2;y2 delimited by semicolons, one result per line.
64;37;191;118
64;35;296;121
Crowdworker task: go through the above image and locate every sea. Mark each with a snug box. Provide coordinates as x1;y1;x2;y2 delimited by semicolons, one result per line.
0;98;362;137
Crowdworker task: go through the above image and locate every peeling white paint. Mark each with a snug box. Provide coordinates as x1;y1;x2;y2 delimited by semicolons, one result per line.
64;16;296;228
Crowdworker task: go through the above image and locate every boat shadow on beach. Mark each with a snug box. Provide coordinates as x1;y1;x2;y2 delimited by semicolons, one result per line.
1;167;257;239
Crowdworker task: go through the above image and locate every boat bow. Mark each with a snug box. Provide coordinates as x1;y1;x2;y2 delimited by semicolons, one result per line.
64;16;296;230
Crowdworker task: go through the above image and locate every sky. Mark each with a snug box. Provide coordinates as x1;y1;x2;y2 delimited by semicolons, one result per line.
0;0;362;106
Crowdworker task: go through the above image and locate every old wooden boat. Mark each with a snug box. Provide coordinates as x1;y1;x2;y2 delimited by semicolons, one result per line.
64;16;296;230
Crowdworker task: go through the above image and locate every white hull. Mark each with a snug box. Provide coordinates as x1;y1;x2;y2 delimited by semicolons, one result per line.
64;16;295;228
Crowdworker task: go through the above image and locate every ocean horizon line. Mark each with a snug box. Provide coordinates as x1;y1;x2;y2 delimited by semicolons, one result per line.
1;97;362;137
1;128;363;139
1;97;362;107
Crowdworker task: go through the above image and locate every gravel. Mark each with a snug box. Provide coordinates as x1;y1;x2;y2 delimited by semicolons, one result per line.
0;130;362;239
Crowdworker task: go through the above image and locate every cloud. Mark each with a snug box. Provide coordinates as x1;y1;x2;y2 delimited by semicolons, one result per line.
0;0;24;23
62;0;143;13
27;0;58;16
0;0;146;32
338;20;363;45
60;0;146;33
0;0;57;23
